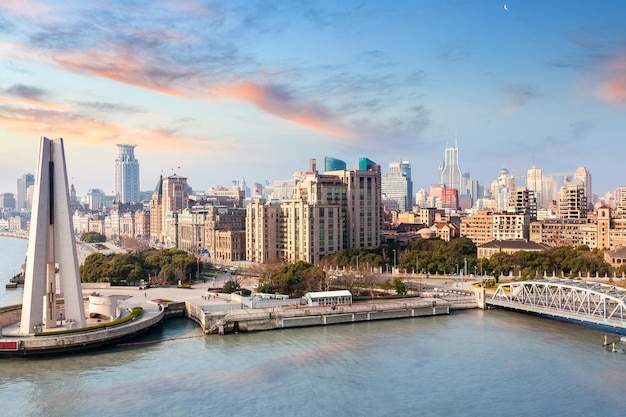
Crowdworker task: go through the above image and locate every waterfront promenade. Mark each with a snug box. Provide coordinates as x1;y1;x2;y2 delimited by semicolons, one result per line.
78;275;476;335
0;275;475;356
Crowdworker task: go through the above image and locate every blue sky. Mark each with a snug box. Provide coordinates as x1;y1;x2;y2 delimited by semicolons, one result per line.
1;0;625;198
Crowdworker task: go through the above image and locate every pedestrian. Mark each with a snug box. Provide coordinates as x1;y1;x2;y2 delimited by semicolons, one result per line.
144;292;146;297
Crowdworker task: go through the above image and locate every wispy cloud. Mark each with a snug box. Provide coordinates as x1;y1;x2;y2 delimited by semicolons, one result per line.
218;81;352;138
3;84;47;101
0;83;63;109
502;84;538;113
0;1;429;142
0;0;56;21
595;49;626;105
349;104;431;151
76;101;145;115
438;41;471;63
0;102;230;154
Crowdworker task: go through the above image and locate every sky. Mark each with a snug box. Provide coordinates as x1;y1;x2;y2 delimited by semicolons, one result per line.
1;0;625;199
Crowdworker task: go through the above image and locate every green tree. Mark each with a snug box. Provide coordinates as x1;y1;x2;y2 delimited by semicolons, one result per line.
488;252;512;281
257;261;325;297
223;278;241;293
80;232;106;243
80;252;110;282
392;277;407;296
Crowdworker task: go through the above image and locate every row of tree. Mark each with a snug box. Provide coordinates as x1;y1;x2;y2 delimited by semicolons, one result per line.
321;237;618;279
80;236;621;295
396;238;618;279
80;232;106;243
80;248;202;285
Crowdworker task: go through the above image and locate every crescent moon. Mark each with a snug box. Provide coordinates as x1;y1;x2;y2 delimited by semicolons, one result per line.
504;4;508;10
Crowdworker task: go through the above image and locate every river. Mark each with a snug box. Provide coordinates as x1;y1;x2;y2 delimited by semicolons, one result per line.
0;236;625;417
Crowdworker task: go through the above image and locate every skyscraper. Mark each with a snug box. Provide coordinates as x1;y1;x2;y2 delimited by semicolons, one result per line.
382;160;413;212
574;166;592;209
525;164;544;208
558;180;587;219
16;173;34;211
247;158;381;264
324;156;347;172
114;144;140;203
439;144;462;192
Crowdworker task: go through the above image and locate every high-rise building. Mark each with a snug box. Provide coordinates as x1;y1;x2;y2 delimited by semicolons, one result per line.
525;164;544;209
114;144;140;203
574;166;592;209
616;186;626;218
0;193;16;210
441;188;459;210
86;188;106;210
149;174;189;247
509;187;537;221
558;180;587;219
247;158;381;264
16;173;34;211
439;144;462;192
382;160;413;212
324;156;347;172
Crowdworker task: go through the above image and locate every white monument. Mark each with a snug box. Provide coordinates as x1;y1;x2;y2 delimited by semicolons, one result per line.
20;137;86;334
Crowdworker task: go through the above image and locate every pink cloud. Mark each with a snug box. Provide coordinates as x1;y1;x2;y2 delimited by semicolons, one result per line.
0;0;55;20
54;48;186;97
218;81;353;139
0;104;219;153
0;95;66;111
595;50;626;105
3;41;354;139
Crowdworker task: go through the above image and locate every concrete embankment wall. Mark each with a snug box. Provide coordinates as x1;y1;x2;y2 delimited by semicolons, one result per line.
1;307;166;355
0;307;21;329
203;298;460;335
164;302;186;318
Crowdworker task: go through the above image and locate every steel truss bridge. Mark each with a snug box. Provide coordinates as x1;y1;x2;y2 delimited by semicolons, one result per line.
488;279;626;331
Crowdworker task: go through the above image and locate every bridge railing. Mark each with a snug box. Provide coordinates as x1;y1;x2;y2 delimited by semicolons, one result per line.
488;279;626;326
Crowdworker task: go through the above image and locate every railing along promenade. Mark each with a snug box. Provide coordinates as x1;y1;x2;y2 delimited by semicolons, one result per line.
487;279;626;331
0;230;28;240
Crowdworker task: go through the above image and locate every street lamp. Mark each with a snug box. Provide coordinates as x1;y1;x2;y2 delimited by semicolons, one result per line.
393;249;396;271
197;242;203;282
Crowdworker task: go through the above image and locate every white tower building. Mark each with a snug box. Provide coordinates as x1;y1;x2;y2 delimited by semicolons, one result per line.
114;144;140;203
439;144;462;192
20;138;86;334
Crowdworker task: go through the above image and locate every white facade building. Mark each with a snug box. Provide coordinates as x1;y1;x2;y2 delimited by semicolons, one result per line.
114;144;140;203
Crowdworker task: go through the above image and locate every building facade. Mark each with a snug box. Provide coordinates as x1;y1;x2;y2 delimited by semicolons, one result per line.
460;210;496;246
114;144;140;203
324;156;347;172
529;219;597;248
558;180;587;219
16;173;34;211
382;161;413;212
246;199;281;263
439;145;462;192
246;158;381;265
149;174;189;246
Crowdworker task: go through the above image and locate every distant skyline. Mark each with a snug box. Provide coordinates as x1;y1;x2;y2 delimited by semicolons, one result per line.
1;1;625;197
